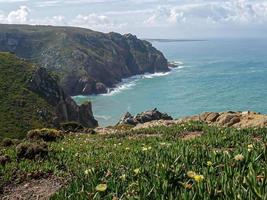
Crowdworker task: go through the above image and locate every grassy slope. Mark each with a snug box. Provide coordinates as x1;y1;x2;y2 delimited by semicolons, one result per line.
1;122;266;199
0;53;54;139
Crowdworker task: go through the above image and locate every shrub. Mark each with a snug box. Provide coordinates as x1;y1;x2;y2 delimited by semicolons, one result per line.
2;138;14;147
83;128;96;134
0;155;11;166
60;122;84;132
27;128;63;142
16;142;48;160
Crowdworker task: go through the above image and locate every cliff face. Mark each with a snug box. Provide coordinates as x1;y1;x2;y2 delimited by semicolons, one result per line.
0;52;97;139
0;24;169;95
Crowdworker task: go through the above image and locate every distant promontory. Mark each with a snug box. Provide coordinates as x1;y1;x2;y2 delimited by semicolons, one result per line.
0;24;169;96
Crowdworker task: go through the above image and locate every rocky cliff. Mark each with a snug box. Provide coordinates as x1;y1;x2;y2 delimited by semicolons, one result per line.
0;52;97;139
0;24;169;95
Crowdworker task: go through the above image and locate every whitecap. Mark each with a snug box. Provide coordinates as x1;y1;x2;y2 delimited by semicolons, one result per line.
101;81;137;96
143;72;170;79
101;62;186;96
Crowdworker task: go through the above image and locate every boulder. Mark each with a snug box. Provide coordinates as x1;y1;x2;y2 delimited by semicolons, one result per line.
117;108;172;126
216;113;240;126
206;112;220;122
199;112;211;121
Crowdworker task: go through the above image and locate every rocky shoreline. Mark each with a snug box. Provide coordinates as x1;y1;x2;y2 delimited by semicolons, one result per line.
96;109;267;134
131;110;267;130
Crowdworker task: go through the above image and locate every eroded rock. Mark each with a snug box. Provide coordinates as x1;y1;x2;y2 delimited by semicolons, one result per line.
118;108;173;126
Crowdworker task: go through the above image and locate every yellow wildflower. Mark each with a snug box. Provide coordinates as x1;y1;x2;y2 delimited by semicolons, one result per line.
234;154;244;161
142;147;148;151
84;168;94;175
207;161;213;166
134;168;141;174
247;144;253;152
125;147;130;150
96;184;107;192
193;175;204;183
187;171;196;178
119;174;126;181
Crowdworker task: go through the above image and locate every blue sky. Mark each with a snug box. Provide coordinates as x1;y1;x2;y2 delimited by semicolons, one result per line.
0;0;267;38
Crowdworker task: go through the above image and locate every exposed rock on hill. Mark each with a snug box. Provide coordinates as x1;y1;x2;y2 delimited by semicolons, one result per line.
117;108;173;126
0;52;97;139
0;24;169;95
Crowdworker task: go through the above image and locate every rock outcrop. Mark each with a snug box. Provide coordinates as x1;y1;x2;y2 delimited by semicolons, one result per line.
114;111;267;131
28;67;98;128
182;111;267;128
117;108;173;126
0;52;97;139
0;24;169;95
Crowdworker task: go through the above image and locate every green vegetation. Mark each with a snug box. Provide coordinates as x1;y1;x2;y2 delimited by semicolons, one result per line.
0;122;266;199
0;52;54;139
27;128;63;142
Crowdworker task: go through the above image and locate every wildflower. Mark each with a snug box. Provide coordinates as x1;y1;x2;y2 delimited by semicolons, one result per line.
248;144;253;152
142;147;148;151
234;154;244;161
207;161;213;166
193;175;204;183
119;174;126;181
134;168;141;174
61;147;64;151
125;147;130;150
187;171;196;178
148;146;152;150
160;142;166;146
96;184;107;192
223;150;229;155
84;168;94;175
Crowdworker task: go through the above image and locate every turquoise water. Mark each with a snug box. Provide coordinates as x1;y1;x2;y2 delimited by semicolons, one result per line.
74;39;267;126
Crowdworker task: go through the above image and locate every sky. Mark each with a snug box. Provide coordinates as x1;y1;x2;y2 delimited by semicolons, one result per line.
0;0;267;38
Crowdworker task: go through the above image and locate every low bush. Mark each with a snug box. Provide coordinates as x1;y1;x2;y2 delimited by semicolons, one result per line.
16;142;48;160
0;155;11;166
2;138;14;147
60;122;84;132
27;128;63;142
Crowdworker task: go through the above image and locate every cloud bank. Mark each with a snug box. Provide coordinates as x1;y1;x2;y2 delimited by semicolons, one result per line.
0;0;266;38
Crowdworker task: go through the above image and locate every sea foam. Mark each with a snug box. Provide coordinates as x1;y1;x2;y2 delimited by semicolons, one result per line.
102;62;184;96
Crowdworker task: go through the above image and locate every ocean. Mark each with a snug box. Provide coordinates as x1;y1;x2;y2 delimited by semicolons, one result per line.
74;39;267;126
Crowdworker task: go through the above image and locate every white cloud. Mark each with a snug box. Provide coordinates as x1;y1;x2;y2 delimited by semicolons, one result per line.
70;13;126;30
143;1;267;27
0;5;30;24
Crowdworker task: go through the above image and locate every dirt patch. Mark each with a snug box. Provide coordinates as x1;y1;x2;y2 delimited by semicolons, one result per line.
1;175;64;200
181;131;203;140
253;136;263;142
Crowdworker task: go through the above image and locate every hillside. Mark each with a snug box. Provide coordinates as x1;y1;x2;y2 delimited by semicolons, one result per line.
0;52;97;139
0;121;266;199
0;24;169;95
